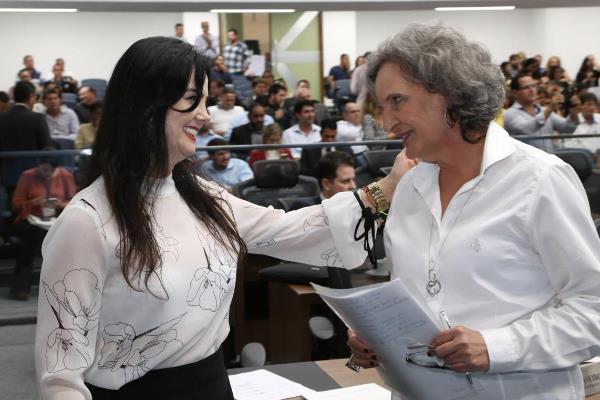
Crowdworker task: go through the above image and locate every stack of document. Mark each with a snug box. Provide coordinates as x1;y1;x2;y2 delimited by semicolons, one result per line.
229;369;315;400
312;280;493;399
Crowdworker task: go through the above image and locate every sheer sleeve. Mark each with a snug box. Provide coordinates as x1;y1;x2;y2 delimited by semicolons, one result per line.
203;179;368;268
35;203;108;399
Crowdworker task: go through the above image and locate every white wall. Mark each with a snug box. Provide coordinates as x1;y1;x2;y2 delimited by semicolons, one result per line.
355;7;600;79
0;11;182;92
322;12;357;75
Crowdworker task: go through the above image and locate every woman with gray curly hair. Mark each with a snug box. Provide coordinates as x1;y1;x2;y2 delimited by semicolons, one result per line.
347;23;600;399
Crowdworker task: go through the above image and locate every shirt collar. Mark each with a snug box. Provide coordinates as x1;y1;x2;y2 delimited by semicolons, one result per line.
512;100;542;114
412;121;515;193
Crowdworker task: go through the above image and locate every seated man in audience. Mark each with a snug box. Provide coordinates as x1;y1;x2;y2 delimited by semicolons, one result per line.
504;73;579;151
265;83;287;128
0;91;11;113
200;138;254;191
0;82;52;194
210;56;232;85
281;86;329;129
241;78;268;109
563;92;600;153
75;101;102;149
207;88;246;138
43;64;77;94
22;54;42;80
74;85;98;123
336;101;369;165
229;102;267;158
207;79;225;108
289;151;356;210
194;120;218;161
300;118;351;176
247;124;293;168
281;100;322;159
9;69;37;100
283;79;310;116
43;88;79;140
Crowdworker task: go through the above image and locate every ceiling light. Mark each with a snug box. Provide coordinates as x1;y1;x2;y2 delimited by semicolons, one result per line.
435;6;515;11
0;8;78;12
210;9;295;13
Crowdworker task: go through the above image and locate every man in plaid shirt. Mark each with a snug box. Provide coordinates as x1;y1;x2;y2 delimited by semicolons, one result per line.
223;29;253;75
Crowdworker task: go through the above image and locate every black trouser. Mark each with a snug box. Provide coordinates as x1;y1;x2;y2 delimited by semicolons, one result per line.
85;348;234;400
11;219;46;295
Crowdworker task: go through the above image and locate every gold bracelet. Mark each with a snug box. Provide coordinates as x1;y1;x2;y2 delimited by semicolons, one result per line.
366;182;389;214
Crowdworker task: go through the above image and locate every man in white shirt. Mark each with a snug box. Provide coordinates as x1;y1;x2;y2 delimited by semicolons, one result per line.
281;100;321;159
336;101;368;159
504;74;579;151
172;23;188;43
207;88;245;137
194;21;219;59
42;87;79;140
563;92;600;153
200;138;254;190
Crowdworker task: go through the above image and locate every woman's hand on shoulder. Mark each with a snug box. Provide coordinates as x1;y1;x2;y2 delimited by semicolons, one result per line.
377;149;417;202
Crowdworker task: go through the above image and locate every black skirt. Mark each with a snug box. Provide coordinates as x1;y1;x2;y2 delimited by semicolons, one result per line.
85;348;234;400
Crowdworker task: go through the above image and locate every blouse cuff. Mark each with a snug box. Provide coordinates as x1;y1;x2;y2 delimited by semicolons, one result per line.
321;191;367;269
480;326;520;373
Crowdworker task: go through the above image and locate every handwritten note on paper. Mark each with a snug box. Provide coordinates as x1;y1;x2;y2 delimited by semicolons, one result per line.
312;280;498;399
228;369;315;400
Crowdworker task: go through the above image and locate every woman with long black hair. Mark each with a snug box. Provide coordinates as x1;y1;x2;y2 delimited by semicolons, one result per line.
34;37;410;399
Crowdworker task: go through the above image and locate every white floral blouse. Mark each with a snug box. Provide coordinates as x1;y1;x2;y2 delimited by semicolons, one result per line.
35;175;367;399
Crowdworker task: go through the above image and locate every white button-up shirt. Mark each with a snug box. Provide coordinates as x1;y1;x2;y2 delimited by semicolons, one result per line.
336;120;368;154
281;123;322;159
563;113;600;153
386;122;600;399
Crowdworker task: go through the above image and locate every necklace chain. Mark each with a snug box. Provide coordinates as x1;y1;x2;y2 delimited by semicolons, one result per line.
426;180;481;297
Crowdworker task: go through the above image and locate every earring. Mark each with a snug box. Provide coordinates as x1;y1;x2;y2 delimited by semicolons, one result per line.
445;108;456;128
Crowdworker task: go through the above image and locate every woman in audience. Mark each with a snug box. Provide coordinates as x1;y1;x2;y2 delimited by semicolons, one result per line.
10;152;76;300
210;55;233;84
347;23;600;399
576;55;600;88
74;101;102;149
35;36;412;399
362;92;397;149
247;123;293;167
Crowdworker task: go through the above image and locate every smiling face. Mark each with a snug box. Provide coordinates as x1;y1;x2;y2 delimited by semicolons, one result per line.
374;62;449;162
165;73;210;170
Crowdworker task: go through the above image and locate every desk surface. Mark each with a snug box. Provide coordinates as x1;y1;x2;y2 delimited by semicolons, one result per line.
231;359;600;399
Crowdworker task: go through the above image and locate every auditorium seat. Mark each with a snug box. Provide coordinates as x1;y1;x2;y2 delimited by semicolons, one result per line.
233;160;319;208
81;78;108;101
553;148;600;214
61;92;77;110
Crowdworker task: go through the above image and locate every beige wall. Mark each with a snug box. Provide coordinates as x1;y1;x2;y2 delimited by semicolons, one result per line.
242;13;271;55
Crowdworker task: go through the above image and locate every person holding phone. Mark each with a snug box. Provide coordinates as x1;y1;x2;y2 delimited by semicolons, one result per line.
10;152;76;300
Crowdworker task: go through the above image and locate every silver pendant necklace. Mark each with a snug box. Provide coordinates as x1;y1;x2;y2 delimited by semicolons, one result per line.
426;180;481;297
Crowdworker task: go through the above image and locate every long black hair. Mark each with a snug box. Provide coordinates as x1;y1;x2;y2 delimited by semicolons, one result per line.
86;37;246;296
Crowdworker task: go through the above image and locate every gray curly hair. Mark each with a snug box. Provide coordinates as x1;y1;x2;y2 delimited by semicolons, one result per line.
367;23;504;142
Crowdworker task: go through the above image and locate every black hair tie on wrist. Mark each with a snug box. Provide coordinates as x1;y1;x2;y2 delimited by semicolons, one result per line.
353;191;377;268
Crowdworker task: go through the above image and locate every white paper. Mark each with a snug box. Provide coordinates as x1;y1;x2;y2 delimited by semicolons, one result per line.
304;383;390;400
229;369;316;400
245;55;266;77
312;280;499;400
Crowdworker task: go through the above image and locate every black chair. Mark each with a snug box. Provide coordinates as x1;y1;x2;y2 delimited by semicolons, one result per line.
52;138;76;170
233;160;319;209
552;148;594;182
553;148;600;214
62;92;77;110
333;79;355;112
363;149;401;177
